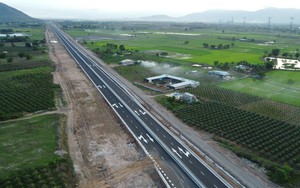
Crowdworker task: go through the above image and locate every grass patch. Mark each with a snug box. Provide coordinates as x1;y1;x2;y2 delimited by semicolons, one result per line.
0;114;75;187
113;64;156;82
0;114;60;176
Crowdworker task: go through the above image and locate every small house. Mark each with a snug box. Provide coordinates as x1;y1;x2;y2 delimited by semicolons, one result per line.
182;92;198;103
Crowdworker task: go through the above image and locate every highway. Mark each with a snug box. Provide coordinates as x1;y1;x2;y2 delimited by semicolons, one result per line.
50;23;232;188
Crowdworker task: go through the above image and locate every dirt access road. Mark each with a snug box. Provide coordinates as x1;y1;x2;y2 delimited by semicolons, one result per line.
46;27;163;188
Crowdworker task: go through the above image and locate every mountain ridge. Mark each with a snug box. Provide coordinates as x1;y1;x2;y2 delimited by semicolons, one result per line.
0;2;37;23
139;8;300;24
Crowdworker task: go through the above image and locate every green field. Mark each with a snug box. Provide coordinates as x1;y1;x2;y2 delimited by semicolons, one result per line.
219;70;300;106
0;114;60;176
0;114;74;187
65;27;300;65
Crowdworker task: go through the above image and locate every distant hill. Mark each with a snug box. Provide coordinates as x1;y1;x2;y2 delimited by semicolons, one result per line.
139;8;300;24
139;15;176;22
0;2;37;23
181;8;300;24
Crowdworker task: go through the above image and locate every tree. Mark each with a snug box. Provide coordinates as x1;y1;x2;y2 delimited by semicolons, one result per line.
119;44;126;51
221;62;230;70
214;61;219;67
7;57;13;63
265;60;274;70
0;53;6;59
210;44;216;49
271;49;280;56
223;44;230;49
270;165;293;184
104;43;117;54
184;41;189;45
217;44;223;49
32;40;39;46
18;52;25;58
25;42;32;48
282;52;289;58
295;52;299;58
202;43;209;48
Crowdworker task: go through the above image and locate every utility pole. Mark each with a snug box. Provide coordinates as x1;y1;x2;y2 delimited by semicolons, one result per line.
231;17;234;26
290;17;294;32
267;17;271;30
243;17;246;26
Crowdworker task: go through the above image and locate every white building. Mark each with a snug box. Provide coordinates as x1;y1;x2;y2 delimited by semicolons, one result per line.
120;59;134;66
144;74;199;89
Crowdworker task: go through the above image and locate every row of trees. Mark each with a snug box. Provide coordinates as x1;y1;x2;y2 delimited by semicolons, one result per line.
270;48;300;59
0;36;45;46
0;72;57;120
98;43;127;54
158;97;299;184
0;158;73;188
202;42;233;49
0;36;29;43
0;53;32;60
0;28;13;34
91;42;134;63
213;60;274;74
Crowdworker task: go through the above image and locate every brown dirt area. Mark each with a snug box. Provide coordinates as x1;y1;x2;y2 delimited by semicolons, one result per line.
46;27;164;188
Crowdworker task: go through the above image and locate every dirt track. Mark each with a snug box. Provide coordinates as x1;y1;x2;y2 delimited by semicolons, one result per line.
46;27;163;188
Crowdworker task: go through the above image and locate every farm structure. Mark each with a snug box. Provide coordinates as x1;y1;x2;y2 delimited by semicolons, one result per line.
144;74;199;89
119;59;135;66
208;70;230;79
182;92;198;103
166;92;198;103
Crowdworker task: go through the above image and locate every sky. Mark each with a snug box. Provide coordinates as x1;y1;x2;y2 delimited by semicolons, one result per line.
2;0;300;19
